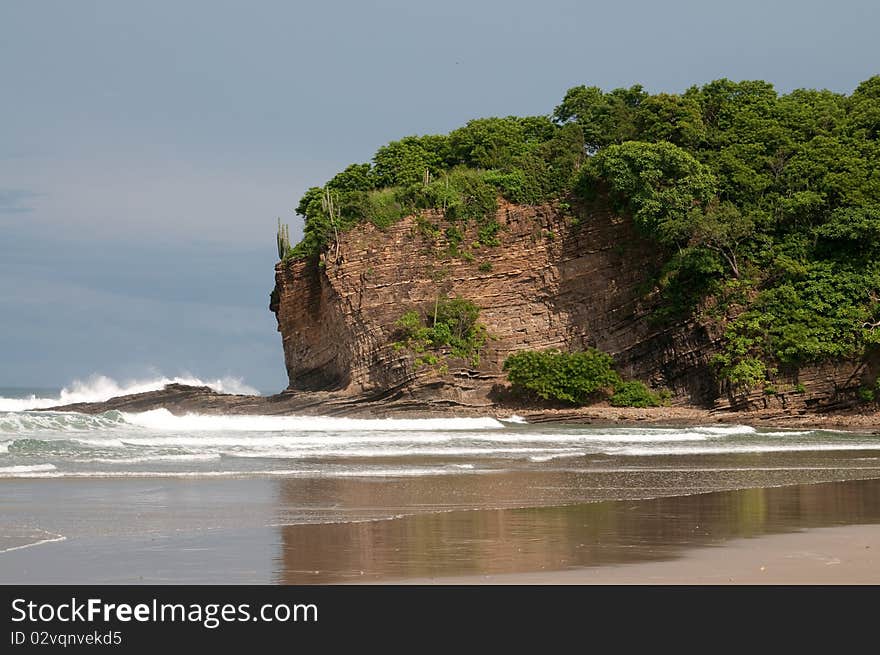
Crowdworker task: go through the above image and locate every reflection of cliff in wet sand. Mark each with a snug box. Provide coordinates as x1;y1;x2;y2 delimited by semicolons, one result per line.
3;475;880;584
277;478;880;584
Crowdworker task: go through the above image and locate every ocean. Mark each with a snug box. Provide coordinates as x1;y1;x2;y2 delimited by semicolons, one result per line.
2;377;880;481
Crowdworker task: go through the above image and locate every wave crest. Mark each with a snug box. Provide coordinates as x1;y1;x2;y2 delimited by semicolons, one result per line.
0;374;259;411
122;409;505;432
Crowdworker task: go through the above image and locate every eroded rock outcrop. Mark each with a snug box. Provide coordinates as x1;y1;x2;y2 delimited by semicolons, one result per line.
273;200;718;406
272;199;877;413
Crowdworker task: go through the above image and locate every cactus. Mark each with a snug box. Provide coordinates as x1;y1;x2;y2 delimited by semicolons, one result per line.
276;218;290;260
322;188;341;262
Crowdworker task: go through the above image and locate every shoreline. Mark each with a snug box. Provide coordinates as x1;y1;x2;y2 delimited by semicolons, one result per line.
35;382;880;432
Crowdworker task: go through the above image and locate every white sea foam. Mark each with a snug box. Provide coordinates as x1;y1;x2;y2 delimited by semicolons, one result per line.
465;431;712;443
327;467;493;477
0;374;259;411
501;415;528;424
121;409;505;432
221;446;582;459
0;467;498;479
611;443;880;456
74;454;222;464
0;464;57;474
691;425;757;435
0;531;67;554
528;452;586;462
0;411;128;433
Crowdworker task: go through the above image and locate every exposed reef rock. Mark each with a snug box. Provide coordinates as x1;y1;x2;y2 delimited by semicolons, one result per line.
41;383;880;431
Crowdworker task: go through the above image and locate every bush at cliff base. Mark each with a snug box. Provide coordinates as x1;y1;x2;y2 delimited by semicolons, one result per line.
502;349;621;405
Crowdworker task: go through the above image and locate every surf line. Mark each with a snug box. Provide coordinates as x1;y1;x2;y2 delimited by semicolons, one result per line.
0;530;67;554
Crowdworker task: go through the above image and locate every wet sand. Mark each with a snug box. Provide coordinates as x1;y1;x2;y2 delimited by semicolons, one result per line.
3;473;880;584
393;524;880;584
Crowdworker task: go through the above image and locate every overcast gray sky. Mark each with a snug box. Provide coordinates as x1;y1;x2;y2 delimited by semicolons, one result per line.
2;0;878;391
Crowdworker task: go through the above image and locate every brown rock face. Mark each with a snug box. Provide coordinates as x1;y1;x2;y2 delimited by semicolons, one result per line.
272;199;874;411
272;200;719;405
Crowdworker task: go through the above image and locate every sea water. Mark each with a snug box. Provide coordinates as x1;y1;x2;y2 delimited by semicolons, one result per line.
2;376;880;481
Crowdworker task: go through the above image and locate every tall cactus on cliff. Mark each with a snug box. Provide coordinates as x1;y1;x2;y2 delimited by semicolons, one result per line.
322;188;341;262
276;218;290;260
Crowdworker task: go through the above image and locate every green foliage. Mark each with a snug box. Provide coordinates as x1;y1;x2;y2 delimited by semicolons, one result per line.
285;76;880;396
394;298;488;367
610;380;661;407
858;386;876;403
478;261;493;272
448;117;543;169
813;205;880;251
580;141;717;243
686;202;754;277
362;187;408;229
712;355;768;390
372;135;449;188
502;349;622;405
651;247;725;323
635;93;707;148
327;163;373;193
717;260;880;380
553;84;647;149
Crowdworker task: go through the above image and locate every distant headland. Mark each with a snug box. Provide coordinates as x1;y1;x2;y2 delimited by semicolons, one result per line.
49;77;880;424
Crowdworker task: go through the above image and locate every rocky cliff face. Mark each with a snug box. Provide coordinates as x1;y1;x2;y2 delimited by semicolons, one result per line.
272;200;874;411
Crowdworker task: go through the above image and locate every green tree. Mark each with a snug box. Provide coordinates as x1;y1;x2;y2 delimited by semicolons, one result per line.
372;135;449;187
581;141;717;243
635;93;707;147
553;85;646;149
686;202;754;278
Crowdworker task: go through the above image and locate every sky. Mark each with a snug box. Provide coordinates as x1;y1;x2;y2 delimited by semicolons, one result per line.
2;0;878;392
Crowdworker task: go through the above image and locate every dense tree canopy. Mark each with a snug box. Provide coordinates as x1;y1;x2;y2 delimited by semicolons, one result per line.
285;75;880;391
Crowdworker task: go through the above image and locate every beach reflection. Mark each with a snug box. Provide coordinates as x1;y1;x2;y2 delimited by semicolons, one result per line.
276;477;880;583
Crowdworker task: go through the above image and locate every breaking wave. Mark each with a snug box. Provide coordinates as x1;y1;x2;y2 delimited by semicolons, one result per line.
0;403;877;479
121;409;505;432
0;374;259;411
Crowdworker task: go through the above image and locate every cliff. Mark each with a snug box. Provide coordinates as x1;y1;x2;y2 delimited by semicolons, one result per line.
274;199;700;406
272;199;876;413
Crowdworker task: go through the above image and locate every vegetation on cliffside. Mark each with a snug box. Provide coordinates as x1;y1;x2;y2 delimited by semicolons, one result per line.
393;297;488;371
284;75;880;394
503;349;665;407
